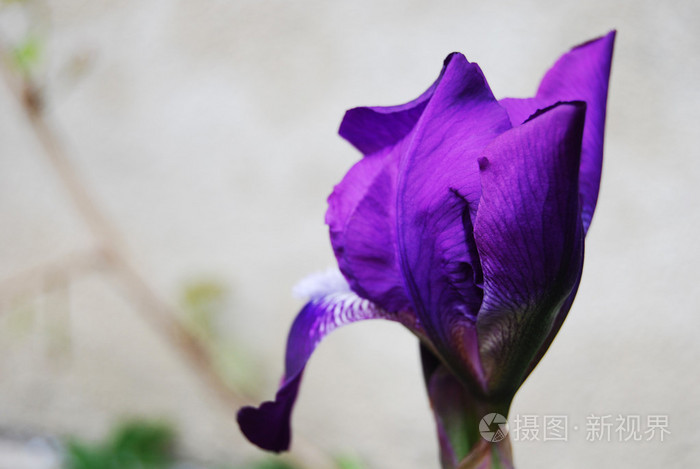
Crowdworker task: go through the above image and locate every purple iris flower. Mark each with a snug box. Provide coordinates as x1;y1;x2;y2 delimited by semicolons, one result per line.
238;32;615;468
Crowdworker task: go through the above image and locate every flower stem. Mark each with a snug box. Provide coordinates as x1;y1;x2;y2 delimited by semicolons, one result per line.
422;347;514;468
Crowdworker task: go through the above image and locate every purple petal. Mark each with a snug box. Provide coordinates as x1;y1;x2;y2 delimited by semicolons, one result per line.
237;271;420;452
395;54;511;364
338;59;449;155
330;54;513;346
327;56;457;313
523;272;582;381
499;31;615;232
326;147;411;312
474;102;586;393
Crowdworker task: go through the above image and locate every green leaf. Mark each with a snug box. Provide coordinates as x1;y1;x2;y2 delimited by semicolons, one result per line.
64;441;110;469
109;420;176;468
63;420;176;469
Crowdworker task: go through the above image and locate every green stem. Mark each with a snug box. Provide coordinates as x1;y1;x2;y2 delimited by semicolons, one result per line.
425;363;515;468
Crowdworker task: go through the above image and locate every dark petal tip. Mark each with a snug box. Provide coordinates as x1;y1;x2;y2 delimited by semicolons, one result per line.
443;51;465;66
523;100;587;125
237;401;292;453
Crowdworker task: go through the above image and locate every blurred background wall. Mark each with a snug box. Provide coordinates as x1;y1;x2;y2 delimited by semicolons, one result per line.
0;0;698;468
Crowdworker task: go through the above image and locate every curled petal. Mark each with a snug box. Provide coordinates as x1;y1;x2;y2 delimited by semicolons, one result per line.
327;148;412;312
328;54;469;314
499;31;616;232
237;270;420;452
474;102;586;394
338;59;449;155
396;53;511;369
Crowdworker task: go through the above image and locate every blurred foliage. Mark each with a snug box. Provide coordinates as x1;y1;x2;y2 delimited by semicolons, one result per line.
11;35;41;75
181;280;225;341
333;454;366;469
180;279;263;397
64;420;176;469
61;420;365;469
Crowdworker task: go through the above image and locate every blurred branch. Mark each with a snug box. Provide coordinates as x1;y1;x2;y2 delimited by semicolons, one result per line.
0;43;250;402
0;28;334;469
